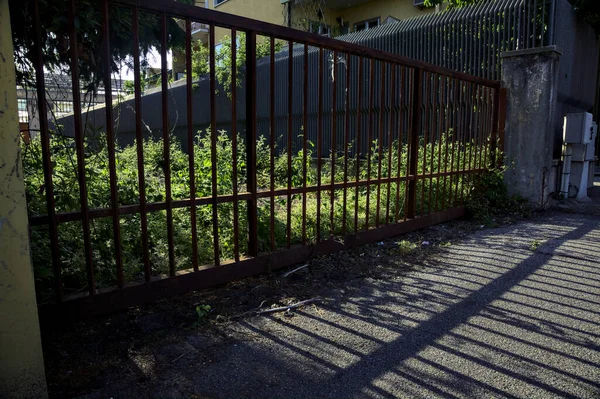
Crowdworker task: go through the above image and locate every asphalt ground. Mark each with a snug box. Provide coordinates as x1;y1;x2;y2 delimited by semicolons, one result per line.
78;210;600;399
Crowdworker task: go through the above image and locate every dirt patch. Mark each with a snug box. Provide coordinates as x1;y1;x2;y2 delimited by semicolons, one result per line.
41;215;524;398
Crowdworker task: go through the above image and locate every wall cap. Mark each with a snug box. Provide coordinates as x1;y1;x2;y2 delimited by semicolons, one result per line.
501;45;562;59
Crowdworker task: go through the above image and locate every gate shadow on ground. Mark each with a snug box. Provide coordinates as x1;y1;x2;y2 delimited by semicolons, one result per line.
76;214;600;399
189;214;600;399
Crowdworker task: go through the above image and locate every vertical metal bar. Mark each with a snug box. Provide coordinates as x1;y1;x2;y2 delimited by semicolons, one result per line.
547;0;556;45
187;20;199;270
478;86;488;171
354;56;363;233
365;59;374;230
316;47;323;242
330;50;338;237
428;73;438;215
448;79;458;208
231;28;239;262
342;53;350;235
435;75;444;213
463;82;474;203
160;13;176;275
396;66;405;222
526;0;531;47
385;65;396;224
459;81;469;204
442;76;451;210
132;8;151;281
269;38;276;251
33;0;62;301
302;44;308;245
453;80;464;205
482;87;492;170
375;62;385;227
421;73;430;216
69;0;95;295
472;85;482;173
497;88;507;169
532;0;537;46
208;23;220;265
246;32;258;257
287;40;293;248
406;68;422;219
542;0;546;47
101;0;124;288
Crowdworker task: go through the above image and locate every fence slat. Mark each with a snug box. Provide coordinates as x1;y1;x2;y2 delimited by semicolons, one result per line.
69;0;95;296
101;0;124;288
33;0;62;301
160;13;176;276
246;31;259;257
132;8;152;282
231;28;239;263
28;0;507;314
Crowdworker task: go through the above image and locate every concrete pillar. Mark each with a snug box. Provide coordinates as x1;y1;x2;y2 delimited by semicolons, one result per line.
501;46;562;205
0;1;49;397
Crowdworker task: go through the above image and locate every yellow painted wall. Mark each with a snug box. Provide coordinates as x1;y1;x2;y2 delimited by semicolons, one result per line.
0;1;48;398
208;0;435;41
337;0;435;32
210;0;286;42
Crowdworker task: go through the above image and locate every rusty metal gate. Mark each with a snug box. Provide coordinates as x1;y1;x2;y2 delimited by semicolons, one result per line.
20;0;505;319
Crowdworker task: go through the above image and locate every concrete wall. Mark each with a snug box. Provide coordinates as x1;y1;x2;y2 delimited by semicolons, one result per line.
501;47;562;205
551;0;599;159
0;0;48;397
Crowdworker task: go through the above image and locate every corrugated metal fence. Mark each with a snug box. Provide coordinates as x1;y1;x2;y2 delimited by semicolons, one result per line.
336;0;555;81
61;0;563;156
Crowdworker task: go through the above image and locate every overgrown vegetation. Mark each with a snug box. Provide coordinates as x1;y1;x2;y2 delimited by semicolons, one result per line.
465;165;530;226
22;129;489;302
190;34;284;97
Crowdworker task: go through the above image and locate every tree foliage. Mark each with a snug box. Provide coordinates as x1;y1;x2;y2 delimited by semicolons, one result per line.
10;0;193;93
190;34;284;96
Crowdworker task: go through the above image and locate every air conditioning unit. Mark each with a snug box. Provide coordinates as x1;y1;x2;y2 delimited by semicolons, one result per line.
413;0;426;9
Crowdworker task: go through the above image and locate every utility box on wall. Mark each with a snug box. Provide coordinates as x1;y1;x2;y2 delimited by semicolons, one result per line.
561;113;597;200
563;112;594;144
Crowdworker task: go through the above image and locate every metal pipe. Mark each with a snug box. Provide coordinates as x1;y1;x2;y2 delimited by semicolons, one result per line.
560;143;572;198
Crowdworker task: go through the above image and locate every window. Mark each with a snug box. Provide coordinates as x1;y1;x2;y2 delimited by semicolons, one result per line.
17;99;28;123
214;0;226;6
308;21;331;36
354;18;380;32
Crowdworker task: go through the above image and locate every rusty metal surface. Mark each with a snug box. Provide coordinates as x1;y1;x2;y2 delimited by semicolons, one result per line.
28;0;503;318
38;208;466;320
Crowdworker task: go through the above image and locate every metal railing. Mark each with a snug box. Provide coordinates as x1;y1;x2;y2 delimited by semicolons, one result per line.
337;0;556;81
25;0;504;317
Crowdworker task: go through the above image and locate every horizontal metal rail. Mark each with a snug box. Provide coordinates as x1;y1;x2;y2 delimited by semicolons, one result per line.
109;0;499;88
25;0;503;317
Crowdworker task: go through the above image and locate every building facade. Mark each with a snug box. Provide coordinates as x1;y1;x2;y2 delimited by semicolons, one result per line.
210;0;435;42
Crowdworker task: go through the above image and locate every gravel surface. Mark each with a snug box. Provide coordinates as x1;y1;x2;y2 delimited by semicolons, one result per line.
73;211;600;399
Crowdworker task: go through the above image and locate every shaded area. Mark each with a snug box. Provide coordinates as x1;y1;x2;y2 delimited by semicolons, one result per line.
53;212;599;399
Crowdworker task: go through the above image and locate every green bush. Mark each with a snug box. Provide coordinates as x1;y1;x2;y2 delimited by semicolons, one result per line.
465;166;530;226
23;129;488;301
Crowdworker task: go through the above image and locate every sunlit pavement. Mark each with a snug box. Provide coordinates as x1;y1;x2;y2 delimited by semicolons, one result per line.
180;213;599;398
80;212;600;399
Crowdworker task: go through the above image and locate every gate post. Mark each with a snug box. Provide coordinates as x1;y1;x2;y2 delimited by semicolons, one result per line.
501;46;562;205
0;0;49;397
